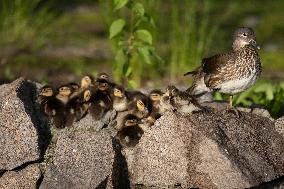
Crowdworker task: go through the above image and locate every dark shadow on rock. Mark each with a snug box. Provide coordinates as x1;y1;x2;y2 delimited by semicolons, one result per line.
250;175;284;189
36;172;44;189
17;80;51;158
111;137;131;189
95;176;109;189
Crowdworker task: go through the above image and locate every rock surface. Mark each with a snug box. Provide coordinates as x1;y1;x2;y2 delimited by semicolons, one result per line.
126;111;284;189
0;164;41;189
0;78;48;170
275;116;284;138
1;78;284;189
40;127;128;189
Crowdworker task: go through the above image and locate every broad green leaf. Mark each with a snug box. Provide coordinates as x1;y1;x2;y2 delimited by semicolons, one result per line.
133;3;144;17
109;19;125;39
138;47;151;64
134;29;152;45
128;80;138;89
114;0;128;11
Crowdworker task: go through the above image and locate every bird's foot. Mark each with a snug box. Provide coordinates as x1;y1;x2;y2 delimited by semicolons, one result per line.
227;107;242;118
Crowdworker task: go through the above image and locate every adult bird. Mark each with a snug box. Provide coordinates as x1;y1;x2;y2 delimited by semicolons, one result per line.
185;27;261;110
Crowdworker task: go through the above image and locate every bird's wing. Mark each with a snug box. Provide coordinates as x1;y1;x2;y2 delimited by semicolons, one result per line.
202;53;235;88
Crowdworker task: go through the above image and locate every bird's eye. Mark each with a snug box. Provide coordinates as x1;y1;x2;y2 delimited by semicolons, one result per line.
242;33;247;37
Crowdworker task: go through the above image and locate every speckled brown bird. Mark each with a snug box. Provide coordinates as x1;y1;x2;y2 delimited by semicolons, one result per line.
185;27;261;108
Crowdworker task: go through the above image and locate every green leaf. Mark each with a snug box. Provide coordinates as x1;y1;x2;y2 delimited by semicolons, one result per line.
138;47;151;64
128;80;138;89
114;0;128;11
132;3;144;17
134;29;152;45
109;19;126;39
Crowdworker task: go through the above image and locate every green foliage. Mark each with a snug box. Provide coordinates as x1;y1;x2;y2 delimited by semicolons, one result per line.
109;19;126;39
109;0;162;88
0;0;54;49
214;81;284;118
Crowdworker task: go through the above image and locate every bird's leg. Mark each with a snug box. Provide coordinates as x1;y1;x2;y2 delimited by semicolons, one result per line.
227;95;241;117
229;95;233;108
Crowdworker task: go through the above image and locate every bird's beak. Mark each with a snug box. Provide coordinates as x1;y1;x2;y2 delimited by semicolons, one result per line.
251;40;260;50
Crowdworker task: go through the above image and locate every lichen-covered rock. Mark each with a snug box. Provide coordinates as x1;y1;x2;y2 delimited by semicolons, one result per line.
40;127;128;189
0;78;48;170
127;111;284;189
0;164;41;188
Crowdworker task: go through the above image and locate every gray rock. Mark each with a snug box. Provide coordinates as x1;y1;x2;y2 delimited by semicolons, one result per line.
275;116;284;137
0;164;41;188
203;101;274;120
40;128;129;189
126;111;284;189
0;78;50;170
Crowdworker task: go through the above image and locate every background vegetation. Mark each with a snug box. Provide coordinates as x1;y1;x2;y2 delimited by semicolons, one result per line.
0;0;283;117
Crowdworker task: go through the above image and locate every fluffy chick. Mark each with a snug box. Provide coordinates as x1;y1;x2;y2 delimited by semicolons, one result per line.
149;89;166;114
38;85;57;117
88;78;113;120
64;89;92;127
128;94;151;119
117;114;144;148
112;85;128;112
160;85;202;114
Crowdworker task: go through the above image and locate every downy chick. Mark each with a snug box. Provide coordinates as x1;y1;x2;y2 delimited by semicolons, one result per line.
112;85;128;112
38;85;57;118
117;114;144;148
139;112;161;131
88;78;113;120
65;89;92;127
149;89;166;114
96;72;116;88
161;85;202;114
52;85;74;128
70;75;94;99
128;94;151;119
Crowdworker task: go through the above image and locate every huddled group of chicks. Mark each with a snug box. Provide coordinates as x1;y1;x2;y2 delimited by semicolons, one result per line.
38;72;203;147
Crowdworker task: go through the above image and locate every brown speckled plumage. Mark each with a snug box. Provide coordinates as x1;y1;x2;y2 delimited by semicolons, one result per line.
186;27;262;103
